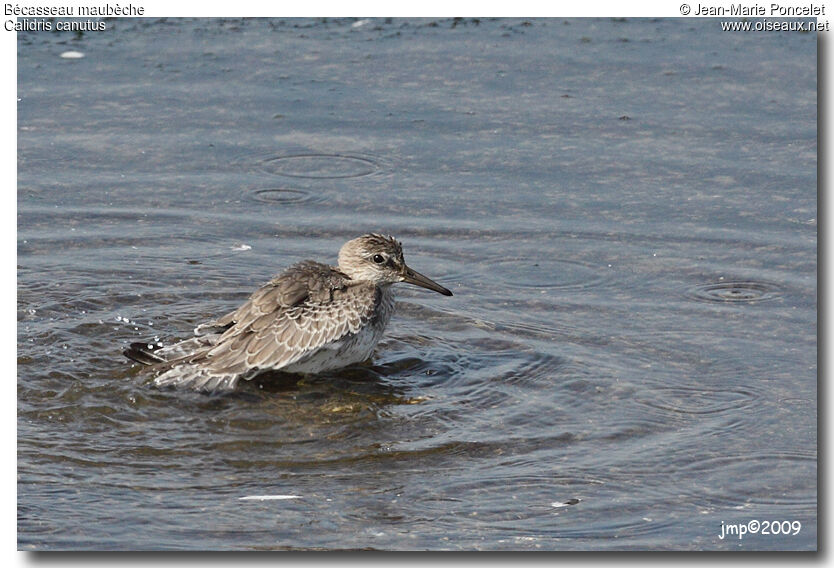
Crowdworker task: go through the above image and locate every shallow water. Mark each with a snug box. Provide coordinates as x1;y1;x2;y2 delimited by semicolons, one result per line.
17;18;816;550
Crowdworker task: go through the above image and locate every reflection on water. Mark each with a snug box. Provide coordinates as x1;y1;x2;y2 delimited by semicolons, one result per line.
18;18;816;550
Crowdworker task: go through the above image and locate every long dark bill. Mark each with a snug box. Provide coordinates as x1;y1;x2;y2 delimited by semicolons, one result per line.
402;266;453;296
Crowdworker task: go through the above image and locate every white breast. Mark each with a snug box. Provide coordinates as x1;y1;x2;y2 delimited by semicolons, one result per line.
282;287;396;374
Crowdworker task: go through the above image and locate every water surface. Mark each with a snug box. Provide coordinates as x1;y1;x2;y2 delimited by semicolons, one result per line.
17;17;816;550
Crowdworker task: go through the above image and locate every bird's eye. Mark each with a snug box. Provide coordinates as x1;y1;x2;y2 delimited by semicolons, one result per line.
372;254;385;264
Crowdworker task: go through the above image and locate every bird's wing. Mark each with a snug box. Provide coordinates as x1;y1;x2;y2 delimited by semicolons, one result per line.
193;261;380;376
201;260;337;331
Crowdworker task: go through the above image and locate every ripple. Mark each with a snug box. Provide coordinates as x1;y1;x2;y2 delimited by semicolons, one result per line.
428;473;677;542
611;329;773;381
635;386;757;415
249;188;317;204
674;450;817;507
679;449;816;473
685;280;782;304
522;516;678;542
485;258;610;291
256;153;382;179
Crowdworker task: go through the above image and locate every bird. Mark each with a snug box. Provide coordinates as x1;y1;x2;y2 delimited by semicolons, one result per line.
124;234;453;392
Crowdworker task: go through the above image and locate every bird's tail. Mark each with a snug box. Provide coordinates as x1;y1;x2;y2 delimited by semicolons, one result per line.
152;364;241;392
124;342;166;366
124;336;240;393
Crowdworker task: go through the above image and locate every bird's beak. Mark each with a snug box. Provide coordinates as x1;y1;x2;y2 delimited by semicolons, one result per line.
401;265;453;296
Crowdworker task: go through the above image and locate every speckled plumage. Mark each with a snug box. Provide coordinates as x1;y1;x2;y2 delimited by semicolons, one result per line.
125;234;452;392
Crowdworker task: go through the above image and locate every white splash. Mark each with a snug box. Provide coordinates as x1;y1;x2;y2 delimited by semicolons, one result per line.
239;495;301;501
